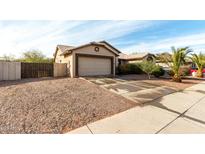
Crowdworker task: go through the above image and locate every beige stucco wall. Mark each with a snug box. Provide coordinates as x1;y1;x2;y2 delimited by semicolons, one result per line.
72;45;117;77
115;56;119;67
55;48;73;77
55;48;69;63
67;54;73;77
53;63;67;77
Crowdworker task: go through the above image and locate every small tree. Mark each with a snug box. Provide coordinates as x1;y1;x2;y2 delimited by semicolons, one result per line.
139;61;157;79
18;50;53;63
2;54;16;61
190;52;205;78
151;65;165;78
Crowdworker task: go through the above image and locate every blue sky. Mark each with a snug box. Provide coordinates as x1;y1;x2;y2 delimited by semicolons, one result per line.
0;20;205;58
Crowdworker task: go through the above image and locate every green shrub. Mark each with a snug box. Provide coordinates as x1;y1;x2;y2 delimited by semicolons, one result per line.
138;61;157;79
151;66;165;78
118;63;143;74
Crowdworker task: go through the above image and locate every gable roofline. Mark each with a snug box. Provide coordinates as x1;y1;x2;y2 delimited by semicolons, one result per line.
53;46;59;61
61;41;120;56
99;41;121;53
53;45;74;61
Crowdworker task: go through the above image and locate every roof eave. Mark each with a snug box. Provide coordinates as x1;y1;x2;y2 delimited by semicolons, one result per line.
119;57;144;61
68;42;119;56
99;41;121;53
60;50;72;56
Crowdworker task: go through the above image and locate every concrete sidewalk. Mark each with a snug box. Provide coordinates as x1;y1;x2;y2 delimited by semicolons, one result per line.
68;81;205;134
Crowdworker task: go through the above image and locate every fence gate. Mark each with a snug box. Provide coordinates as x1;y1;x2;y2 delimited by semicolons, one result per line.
21;62;53;78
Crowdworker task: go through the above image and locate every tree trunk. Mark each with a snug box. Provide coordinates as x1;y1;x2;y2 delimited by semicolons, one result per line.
148;73;151;79
197;69;203;78
172;74;182;82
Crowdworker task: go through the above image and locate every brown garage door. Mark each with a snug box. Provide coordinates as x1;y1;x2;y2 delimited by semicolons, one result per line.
78;56;112;76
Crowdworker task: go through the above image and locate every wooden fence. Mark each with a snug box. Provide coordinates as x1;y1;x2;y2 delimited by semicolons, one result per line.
21;62;54;78
0;62;67;80
0;62;21;81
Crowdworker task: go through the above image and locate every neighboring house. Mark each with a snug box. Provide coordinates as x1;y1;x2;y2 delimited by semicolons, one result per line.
118;52;156;65
54;41;121;77
155;56;194;71
156;62;171;71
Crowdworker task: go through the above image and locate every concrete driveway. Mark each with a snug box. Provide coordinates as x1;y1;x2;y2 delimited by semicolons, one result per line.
69;80;205;134
85;76;177;104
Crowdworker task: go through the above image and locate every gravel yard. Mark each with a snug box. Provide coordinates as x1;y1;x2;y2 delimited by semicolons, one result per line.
0;78;135;134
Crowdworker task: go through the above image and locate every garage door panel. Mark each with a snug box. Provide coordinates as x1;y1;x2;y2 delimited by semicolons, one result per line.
78;56;111;76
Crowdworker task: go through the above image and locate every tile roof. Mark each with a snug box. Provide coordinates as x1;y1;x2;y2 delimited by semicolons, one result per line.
57;45;75;53
119;52;154;60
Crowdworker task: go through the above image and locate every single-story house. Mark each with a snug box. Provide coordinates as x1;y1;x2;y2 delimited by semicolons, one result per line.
118;52;156;65
54;41;121;77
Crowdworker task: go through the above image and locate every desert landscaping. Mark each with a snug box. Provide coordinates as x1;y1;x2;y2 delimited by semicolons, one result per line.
0;23;205;134
0;74;203;133
0;78;135;133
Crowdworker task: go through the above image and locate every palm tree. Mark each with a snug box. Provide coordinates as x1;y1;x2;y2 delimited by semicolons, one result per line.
170;46;192;82
190;52;205;78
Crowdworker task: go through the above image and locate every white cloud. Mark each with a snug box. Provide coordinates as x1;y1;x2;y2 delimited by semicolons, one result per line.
0;21;86;58
122;32;205;54
1;20;204;58
66;21;154;44
0;20;155;58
